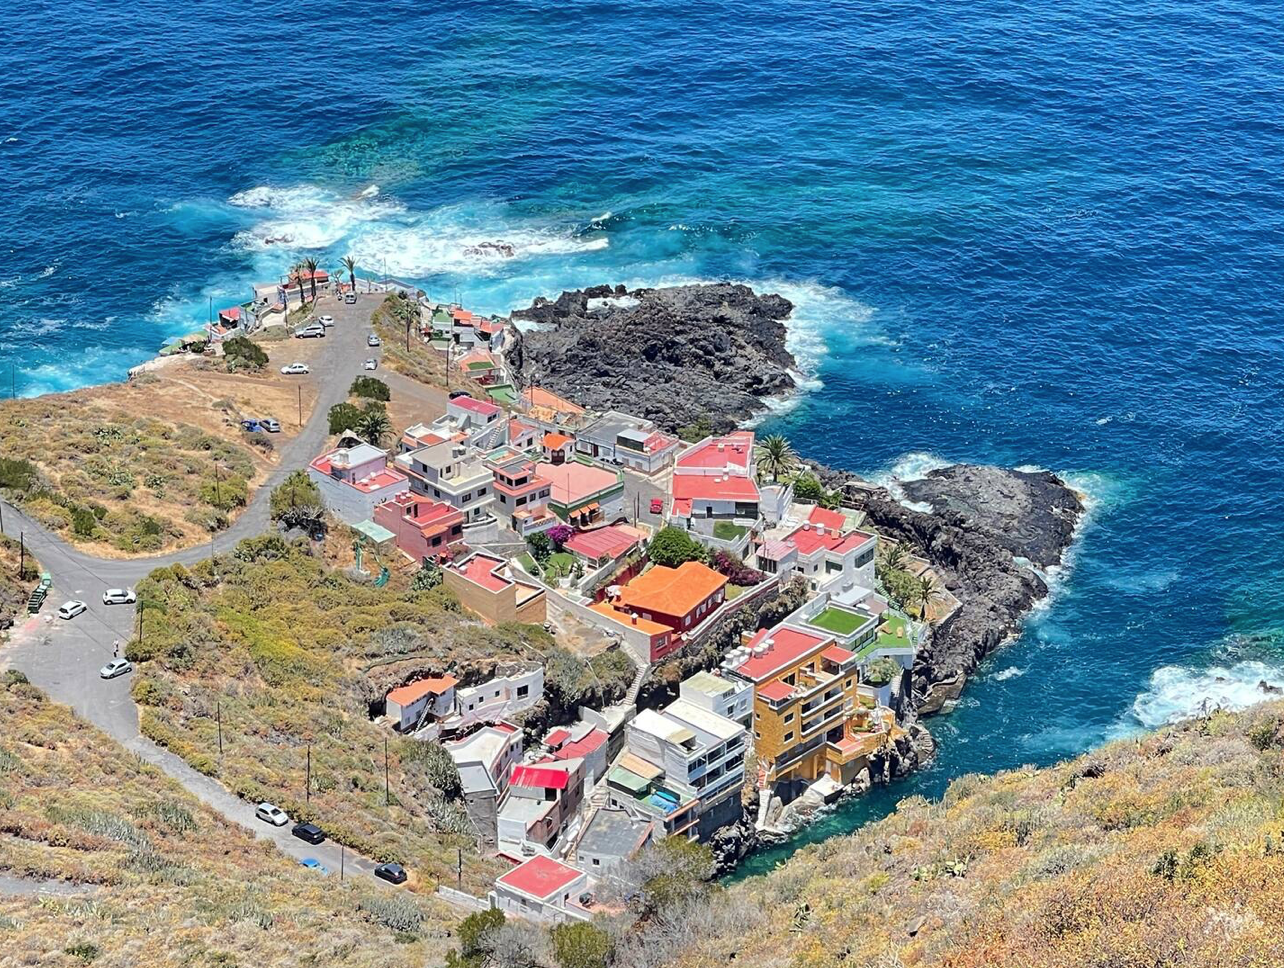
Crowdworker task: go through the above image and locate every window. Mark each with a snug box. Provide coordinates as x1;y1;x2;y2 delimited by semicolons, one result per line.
845;678;854;688
593;858;600;866
517;685;529;698
433;488;441;498
783;731;794;743
784;713;795;724
462;492;472;504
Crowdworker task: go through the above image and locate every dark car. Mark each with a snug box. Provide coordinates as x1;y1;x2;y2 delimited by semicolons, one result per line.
291;821;325;845
448;389;471;399
374;862;407;885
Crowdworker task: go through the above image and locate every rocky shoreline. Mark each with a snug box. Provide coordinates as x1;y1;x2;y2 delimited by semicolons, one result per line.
507;280;1086;870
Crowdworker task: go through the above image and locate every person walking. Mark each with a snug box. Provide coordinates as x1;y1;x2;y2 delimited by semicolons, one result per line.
113;639;120;658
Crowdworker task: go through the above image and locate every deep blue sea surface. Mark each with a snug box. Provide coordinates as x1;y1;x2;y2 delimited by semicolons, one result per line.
5;1;1283;876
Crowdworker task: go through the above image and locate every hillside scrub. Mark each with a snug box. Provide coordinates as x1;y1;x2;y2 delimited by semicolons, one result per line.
0;396;261;553
0;675;457;965
665;702;1284;968
123;534;585;890
373;293;488;395
0;535;40;633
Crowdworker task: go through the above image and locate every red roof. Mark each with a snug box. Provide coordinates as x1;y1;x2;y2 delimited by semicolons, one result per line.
787;524;872;558
545;728;571;747
821;645;857;664
543;432;574;450
563;525;639;561
734;626;831;681
511;764;572;790
675;432;754;472
217;306;241;321
387;675;458;707
497;855;584;899
551;728;608;761
455;554;511;593
452;395;501;417
672;473;760;503
758;680;795;702
808;506;847;532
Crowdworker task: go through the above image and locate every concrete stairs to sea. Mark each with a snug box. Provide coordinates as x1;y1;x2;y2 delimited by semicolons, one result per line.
623;661;649;708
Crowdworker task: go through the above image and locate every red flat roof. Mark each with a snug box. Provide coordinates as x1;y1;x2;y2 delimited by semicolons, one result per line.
758;680;795;702
511;764;572;790
497;855;583;899
387;675;458;706
821;645;857;664
787;524;872;558
452;395;501;417
734;626;832;681
564;525;639;561
544;728;571;747
676;432;754;471
456;554;510;593
672;473;760;503
551;728;608;761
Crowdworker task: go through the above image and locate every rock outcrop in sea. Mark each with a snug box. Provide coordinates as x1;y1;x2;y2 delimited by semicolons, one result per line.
508;283;797;432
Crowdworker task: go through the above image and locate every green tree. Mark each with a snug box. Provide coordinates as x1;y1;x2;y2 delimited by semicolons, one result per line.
550;922;614;968
199;473;248;511
269;470;324;528
349;376;390;402
303;257;320;304
291;262;308;308
448;908;506;968
341;254;357;293
756;433;797;483
865;657;902;687
631;837;716;915
678;414;714;443
355;407;392;447
647;526;706;568
916;573;942;621
328;402;364;435
793;471;826;503
527;531;552;564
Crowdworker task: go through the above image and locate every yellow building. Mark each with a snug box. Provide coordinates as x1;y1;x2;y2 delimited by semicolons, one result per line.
727;625;875;786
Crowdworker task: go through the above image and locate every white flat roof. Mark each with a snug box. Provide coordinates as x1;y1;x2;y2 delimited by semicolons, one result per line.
664;698;744;743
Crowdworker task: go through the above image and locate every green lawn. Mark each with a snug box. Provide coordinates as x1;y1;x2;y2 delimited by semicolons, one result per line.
545;552;576;579
517;552;538;574
809;606;871;636
713;521;748;540
726;583;747;601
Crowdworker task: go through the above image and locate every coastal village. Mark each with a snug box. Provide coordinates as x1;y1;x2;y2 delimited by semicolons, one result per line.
130;266;957;924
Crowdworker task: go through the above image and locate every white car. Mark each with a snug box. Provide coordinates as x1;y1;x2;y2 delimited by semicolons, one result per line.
99;658;132;679
102;588;136;605
363;358;378;370
280;363;310;375
318;315;334;327
294;324;325;339
255;802;289;826
57;600;87;620
367;334;381;347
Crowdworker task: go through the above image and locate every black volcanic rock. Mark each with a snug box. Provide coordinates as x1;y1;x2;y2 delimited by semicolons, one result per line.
818;463;1084;716
509;283;797;433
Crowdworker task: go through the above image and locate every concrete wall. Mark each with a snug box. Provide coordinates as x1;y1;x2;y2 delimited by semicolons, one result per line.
442;567;547;626
309;470;408;526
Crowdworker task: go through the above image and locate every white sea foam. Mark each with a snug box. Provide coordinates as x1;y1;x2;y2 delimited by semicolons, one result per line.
1130;661;1284;729
993;666;1026;681
35;263;58;279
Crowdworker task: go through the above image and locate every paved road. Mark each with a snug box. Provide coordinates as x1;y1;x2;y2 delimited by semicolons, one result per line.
0;291;393;884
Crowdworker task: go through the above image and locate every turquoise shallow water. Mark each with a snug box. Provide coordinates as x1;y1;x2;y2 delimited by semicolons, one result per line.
4;0;1284;877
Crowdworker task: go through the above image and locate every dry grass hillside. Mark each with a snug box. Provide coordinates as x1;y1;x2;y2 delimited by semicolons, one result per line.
125;534;634;891
372;293;488;398
0;672;457;966
669;702;1284;968
0;363;315;556
0;535;40;634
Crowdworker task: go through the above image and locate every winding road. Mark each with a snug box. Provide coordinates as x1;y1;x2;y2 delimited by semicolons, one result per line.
0;291;392;881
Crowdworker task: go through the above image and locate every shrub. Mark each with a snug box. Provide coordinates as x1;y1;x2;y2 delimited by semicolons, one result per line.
358;892;425;934
0;457;40;492
412;561;442;591
648;527;707;568
401;739;463;799
527;532;552;563
711;549;764;585
199;474;248;511
71;506;98;538
349;376;390;402
793;472;826;503
456;908;505;959
864;657;902;687
222;336;267;369
547;523;574;549
550;921;614;968
269;470;324;526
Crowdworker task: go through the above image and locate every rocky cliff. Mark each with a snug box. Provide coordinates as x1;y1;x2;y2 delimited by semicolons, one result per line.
822;464;1084;714
508;283;797;433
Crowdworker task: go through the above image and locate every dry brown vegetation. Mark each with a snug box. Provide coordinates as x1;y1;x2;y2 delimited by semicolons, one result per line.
666;702;1284;968
0;535;39;634
372;294;489;399
0;362;316;556
125;534;635;891
0;672;457;966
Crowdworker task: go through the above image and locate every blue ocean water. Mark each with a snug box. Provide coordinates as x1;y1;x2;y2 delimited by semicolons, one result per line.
5;1;1284;874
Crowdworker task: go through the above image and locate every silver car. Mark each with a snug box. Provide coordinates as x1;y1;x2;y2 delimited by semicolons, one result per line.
102;588;136;605
99;658;132;679
57;600;87;620
255;802;288;826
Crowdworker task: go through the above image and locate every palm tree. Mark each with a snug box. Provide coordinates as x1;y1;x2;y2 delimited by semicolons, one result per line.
341;255;357;294
756;433;797;483
880;540;908;573
291;262;308;309
355;408;392;448
916;573;942;622
303;257;320;304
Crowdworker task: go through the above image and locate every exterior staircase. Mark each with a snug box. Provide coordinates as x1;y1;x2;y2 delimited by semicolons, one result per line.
624;660;649;707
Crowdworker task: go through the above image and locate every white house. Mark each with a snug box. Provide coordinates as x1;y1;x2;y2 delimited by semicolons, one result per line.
456;665;544;724
385;675;458;732
307;443;410;526
491;855;590;923
679;670;754;729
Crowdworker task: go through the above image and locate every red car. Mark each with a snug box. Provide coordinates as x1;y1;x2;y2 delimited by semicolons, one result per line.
650;498;664;514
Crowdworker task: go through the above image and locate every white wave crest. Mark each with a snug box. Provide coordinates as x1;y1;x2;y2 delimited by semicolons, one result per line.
992;666;1026;681
1130;661;1284;729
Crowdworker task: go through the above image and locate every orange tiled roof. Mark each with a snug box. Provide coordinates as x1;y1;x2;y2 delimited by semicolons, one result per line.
543;432;573;449
387;675;458;706
615;561;727;620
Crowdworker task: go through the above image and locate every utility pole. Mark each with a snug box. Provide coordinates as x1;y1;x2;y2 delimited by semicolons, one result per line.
216;702;223;755
213;460;221;509
456;847;462;887
340;844;345;881
306;743;311;802
18;532;24;578
137;601;143;642
384;736;390;806
297;386;302;429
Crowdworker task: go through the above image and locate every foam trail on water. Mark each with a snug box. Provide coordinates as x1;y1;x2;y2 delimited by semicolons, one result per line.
1130;660;1284;729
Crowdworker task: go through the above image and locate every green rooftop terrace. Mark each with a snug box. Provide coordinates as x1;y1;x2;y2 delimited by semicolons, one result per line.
808;605;876;636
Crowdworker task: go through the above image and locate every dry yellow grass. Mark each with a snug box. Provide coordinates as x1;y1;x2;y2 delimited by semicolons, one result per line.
0;360;317;557
0;672;458;966
666;704;1284;968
